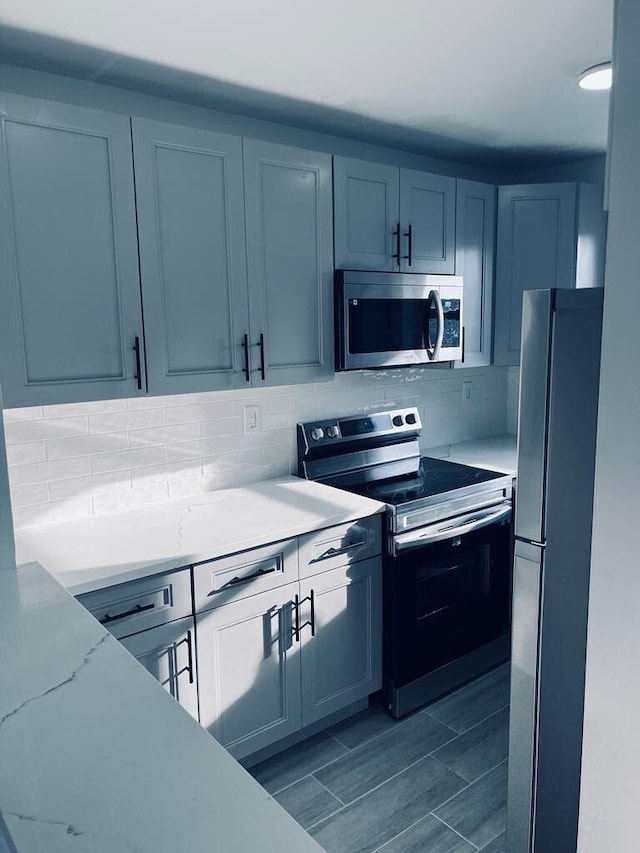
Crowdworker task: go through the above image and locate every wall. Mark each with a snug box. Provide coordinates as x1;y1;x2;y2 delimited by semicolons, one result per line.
4;366;508;529
0;64;504;184
0;384;16;569
577;0;640;848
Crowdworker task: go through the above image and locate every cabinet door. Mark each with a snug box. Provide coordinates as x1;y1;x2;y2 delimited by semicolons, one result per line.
455;179;496;368
132;119;250;395
119;616;199;721
196;582;301;760
299;558;382;728
333;156;400;271
399;170;456;274
244;140;334;386
0;94;146;406
494;183;577;365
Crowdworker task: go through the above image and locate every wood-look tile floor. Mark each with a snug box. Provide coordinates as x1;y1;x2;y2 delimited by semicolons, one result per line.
249;663;510;853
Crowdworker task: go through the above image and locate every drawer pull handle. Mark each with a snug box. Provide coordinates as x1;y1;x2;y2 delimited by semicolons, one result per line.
314;539;367;562
99;601;155;625
213;566;278;594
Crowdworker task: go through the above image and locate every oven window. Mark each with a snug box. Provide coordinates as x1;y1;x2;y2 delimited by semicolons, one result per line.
348;298;427;353
390;522;511;685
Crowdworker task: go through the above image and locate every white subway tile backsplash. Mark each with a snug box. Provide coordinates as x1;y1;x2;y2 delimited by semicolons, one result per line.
49;471;130;501
128;424;200;447
5;441;46;466
5;366;510;528
91;446;167;474
3;406;44;422
88;409;165;434
10;483;49;508
10;456;91;486
46;432;130;460
165;401;234;425
5;416;88;444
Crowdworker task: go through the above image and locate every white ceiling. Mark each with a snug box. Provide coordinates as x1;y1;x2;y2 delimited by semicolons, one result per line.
0;0;614;166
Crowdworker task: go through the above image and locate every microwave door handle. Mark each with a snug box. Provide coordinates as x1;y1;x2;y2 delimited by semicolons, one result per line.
429;289;444;361
423;291;435;358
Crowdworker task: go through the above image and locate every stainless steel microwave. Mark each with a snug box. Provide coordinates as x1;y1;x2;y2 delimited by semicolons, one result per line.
335;270;464;370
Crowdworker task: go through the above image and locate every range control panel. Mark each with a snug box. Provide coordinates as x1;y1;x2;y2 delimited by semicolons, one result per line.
298;407;422;449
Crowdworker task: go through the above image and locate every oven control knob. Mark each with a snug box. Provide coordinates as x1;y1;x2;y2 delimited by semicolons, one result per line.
310;428;325;441
392;415;404;427
405;412;417;425
326;425;340;438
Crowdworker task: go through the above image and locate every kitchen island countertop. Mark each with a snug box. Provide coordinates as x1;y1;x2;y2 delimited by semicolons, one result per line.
0;561;325;853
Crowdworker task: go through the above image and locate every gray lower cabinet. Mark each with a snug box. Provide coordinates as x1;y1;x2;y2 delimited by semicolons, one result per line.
299;558;382;727
0;93;146;407
196;581;302;760
494;182;606;365
333;156;456;274
454;179;496;368
132;118;250;395
243;140;334;386
119;616;199;721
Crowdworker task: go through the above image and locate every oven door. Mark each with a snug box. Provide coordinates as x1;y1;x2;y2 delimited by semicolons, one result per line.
338;278;463;369
388;506;512;692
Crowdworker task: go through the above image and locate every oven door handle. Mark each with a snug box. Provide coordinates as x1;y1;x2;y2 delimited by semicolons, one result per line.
394;503;512;552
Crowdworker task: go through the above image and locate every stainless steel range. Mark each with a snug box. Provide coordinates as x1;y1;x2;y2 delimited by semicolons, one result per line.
297;407;513;718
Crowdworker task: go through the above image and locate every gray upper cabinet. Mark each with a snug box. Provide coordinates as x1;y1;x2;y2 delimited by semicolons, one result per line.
399;169;456;274
132;118;250;395
333;158;400;271
333;156;456;274
243;140;334;386
0;94;146;407
494;182;606;365
455;179;497;368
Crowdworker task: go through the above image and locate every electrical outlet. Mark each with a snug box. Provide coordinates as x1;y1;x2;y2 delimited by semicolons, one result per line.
243;405;260;434
462;381;473;403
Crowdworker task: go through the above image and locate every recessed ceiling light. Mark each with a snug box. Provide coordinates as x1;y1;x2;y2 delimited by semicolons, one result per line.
578;62;612;91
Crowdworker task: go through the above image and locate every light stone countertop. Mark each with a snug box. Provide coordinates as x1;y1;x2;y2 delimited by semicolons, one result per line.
15;476;386;595
424;434;517;477
0;561;325;853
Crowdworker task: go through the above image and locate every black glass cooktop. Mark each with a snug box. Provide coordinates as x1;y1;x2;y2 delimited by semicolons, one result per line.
350;456;506;506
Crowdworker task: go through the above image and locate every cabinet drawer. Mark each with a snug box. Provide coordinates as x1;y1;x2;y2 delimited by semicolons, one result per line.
299;515;383;578
76;568;192;640
193;539;298;613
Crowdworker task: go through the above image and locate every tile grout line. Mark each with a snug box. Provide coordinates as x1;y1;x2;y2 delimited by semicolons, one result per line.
311;774;346;807
324;728;353;753
424;695;511;737
305;751;471;831
431;757;509;819
432;813;481;850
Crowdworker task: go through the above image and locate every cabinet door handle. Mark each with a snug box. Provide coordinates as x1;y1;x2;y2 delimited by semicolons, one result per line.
292;594;300;642
132;336;143;390
461;325;465;363
404;224;413;267
185;629;194;684
392;223;401;265
295;591;315;639
259;333;266;381
99;601;155;625
313;539;367;563
212;565;278;594
242;334;250;382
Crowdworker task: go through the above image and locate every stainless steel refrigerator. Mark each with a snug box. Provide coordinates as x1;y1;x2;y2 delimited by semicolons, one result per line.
0;383;15;572
506;288;604;853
